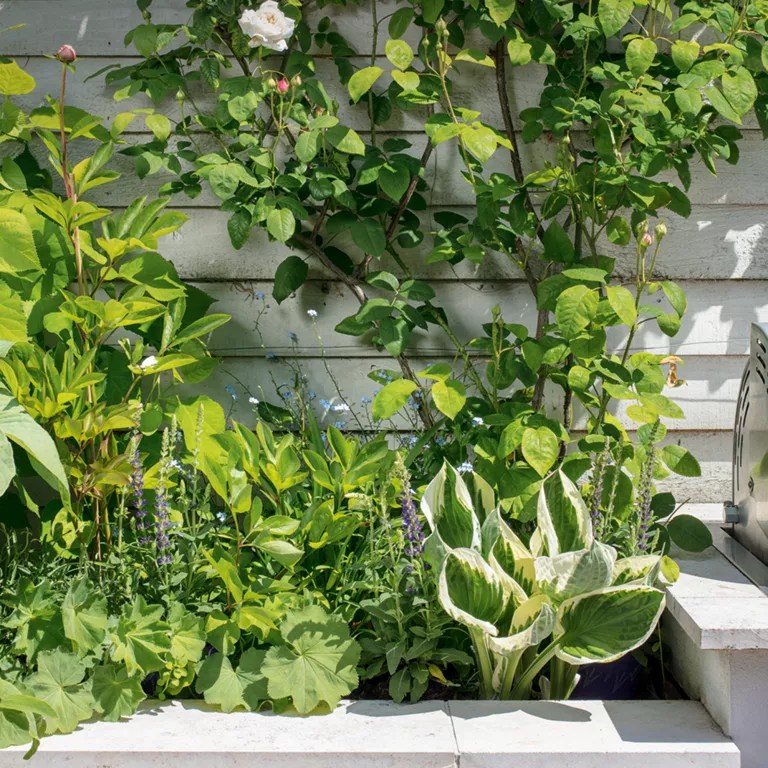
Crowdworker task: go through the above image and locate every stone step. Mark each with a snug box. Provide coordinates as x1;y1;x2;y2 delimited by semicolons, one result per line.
0;699;738;768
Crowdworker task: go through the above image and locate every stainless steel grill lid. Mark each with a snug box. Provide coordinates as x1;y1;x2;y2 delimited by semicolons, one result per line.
731;323;768;563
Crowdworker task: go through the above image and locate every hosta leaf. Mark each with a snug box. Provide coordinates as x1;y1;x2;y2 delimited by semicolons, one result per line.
554;585;665;664
109;596;171;675
421;462;481;550
487;510;535;595
261;606;360;714
535;541;616;603
27;650;94;734
536;470;593;556
61;577;108;654
612;555;662;586
487;595;555;654
91;665;145;721
439;548;505;636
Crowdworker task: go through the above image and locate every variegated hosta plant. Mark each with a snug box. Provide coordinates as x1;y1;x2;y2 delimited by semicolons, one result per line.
422;463;669;700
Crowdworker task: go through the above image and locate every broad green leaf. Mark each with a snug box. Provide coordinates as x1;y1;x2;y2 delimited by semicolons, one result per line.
661;445;700;476
706;85;742;123
295;130;320;162
626;38;656;77
0;433;13;495
555;285;598;338
421;462;481;550
671;40;699;72
351;219;386;256
431;378;467;420
0;61;35;95
348;66;384;103
598;0;633;36
536;470;593;556
0;388;67;496
389;7;414;37
661;280;687;315
606;216;631;245
195;653;247;712
554;585;665;664
266;208;295;243
488;511;535;594
722;67;757;117
542;221;575;263
535;541;616;603
61;578;108;654
145;113;171;141
391;70;420;91
385;40;414;70
666;514;712;552
227;210;251;249
261;606;360;714
521;427;559;477
486;0;516;24
0;207;41;274
91;665;145;722
462;125;497;163
378;164;410;201
168;603;206;665
372;379;417;420
27;650;94;734
109;596;171;675
326;125;366;155
439;548;505;635
606;285;637;326
0;679;41;750
487;595;555;654
0;282;27;343
205;609;241;655
507;39;532;66
273;255;308;304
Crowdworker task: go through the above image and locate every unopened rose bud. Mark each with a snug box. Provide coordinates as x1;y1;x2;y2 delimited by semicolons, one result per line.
640;232;653;247
435;17;448;35
56;44;77;63
266;77;277;89
291;74;302;87
276;78;289;94
654;222;667;239
635;220;648;238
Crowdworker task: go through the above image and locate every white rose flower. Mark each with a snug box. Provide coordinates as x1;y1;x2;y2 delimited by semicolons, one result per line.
238;1;295;52
140;355;159;369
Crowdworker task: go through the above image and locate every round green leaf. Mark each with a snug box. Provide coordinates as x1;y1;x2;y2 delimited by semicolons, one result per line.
431;378;467;420
521;427;559;477
266;208;295;243
385;39;414;70
348;66;384;103
372;379;418;420
666;514;712;553
626;38;656;77
661;444;700;476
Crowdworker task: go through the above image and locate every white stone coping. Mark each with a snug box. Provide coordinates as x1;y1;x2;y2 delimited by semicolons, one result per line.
0;700;738;767
667;504;768;649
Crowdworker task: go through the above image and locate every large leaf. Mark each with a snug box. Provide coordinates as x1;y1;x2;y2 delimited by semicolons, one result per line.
521;427;559;477
554;585;665;664
272;255;308;304
487;510;535;595
421;462;481;550
91;665;145;721
109;596;171;675
535;541;616;603
61;578;108;654
261;606;360;714
372;379;417;420
348;66;384;102
0;388;67;497
0;281;28;343
439;548;505;636
0;62;35;95
195;653;248;712
536;471;593;555
598;0;633;36
487;595;555;654
168;603;206;665
431;378;466;420
555;285;597;338
27;650;94;734
0;680;44;750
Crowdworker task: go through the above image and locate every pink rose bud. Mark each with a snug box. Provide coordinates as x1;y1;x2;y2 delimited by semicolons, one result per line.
277;78;289;94
56;44;77;63
640;233;653;247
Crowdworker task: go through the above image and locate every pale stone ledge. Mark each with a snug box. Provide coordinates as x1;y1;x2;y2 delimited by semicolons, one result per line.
0;699;737;768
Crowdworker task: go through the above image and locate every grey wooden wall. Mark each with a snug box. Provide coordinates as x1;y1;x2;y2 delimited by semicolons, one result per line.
4;0;765;503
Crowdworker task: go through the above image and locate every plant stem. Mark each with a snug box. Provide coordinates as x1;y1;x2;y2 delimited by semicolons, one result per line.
469;627;495;699
510;640;559;699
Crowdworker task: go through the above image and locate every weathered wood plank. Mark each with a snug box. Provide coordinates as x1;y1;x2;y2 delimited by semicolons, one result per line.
195;279;768;358
160;205;768;282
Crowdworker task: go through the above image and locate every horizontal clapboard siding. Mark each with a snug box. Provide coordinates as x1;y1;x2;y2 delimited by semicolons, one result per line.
4;0;762;504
